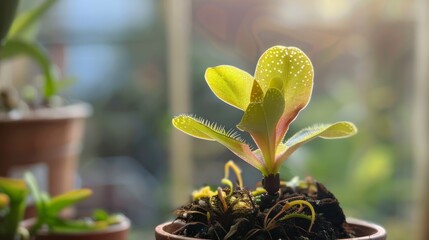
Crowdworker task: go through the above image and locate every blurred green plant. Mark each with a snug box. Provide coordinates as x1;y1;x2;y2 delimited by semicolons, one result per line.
172;46;357;195
0;177;29;240
24;172;123;235
0;0;69;111
0;173;124;240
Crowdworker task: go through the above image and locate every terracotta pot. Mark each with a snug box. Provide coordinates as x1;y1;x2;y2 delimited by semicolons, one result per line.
339;218;387;240
0;103;91;197
21;216;130;240
155;218;387;240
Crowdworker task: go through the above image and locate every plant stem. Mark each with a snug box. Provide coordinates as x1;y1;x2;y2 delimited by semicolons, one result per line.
0;199;25;240
262;174;280;196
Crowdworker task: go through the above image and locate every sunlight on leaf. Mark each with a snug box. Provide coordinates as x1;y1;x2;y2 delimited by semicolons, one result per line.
205;65;254;111
286;122;357;146
173;45;358;180
274;122;357;172
269;77;284;91
172;115;264;171
250;79;264;103
254;46;314;144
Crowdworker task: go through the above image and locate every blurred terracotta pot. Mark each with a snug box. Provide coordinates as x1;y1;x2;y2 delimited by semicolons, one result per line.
155;218;387;240
21;216;130;240
0;103;91;197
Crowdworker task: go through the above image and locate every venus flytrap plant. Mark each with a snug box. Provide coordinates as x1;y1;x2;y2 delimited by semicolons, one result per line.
173;46;357;196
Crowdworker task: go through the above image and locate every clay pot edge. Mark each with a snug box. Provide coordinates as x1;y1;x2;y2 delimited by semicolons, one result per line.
21;215;130;237
341;217;387;240
155;218;386;240
0;102;92;122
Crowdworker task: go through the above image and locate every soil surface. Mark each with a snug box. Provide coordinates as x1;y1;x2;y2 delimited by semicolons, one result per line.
174;178;355;240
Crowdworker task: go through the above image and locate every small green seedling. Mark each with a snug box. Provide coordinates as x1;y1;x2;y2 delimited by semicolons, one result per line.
173;46;357;195
24;173;123;235
1;173;123;239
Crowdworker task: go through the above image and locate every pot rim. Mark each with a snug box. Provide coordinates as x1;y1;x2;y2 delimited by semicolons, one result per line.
341;217;387;240
21;215;130;236
155;221;200;240
155;217;386;240
0;102;92;122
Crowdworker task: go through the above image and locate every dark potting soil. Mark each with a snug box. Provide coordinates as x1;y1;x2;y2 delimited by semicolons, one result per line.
174;179;354;240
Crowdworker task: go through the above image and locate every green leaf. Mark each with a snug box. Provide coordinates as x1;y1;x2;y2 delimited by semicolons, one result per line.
24;173;46;215
8;0;58;39
92;209;110;221
250;79;264;103
0;0;19;44
0;177;27;201
274;122;357;172
47;189;92;217
172;115;264;171
237;88;285;175
49;214;123;233
0;38;57;98
0;177;28;239
25;172;51;235
205;65;255;111
254;46;314;144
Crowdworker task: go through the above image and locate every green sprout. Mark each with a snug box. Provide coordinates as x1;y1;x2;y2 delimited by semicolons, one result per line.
0;173;124;239
24;173;123;235
173;46;357;195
